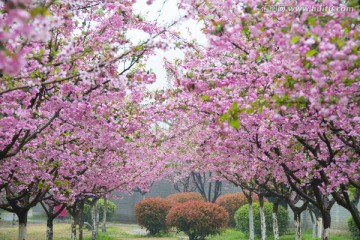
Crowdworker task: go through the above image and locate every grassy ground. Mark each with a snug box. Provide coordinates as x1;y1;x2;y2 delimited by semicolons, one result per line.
0;222;353;240
209;228;353;240
0;223;181;240
86;225;181;240
0;222;91;240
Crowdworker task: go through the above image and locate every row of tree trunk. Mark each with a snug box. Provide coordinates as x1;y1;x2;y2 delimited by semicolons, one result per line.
68;197;108;240
14;197;110;240
11;191;345;240
246;192;331;240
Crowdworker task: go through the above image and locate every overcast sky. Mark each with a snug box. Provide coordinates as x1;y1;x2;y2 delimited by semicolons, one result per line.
131;0;207;91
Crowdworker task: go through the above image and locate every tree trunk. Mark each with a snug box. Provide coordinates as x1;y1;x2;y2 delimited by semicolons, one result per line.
248;195;254;240
96;201;99;235
334;185;360;230
272;201;279;240
259;194;266;240
321;211;331;240
309;208;322;238
313;189;333;240
102;198;107;233
345;200;360;230
13;213;17;226
17;210;28;240
208;180;212;203
286;197;308;240
46;217;54;240
317;217;323;238
79;202;84;240
71;215;77;240
44;204;55;240
294;211;302;240
309;208;316;238
91;198;99;240
322;227;330;240
312;221;317;239
41;203;67;240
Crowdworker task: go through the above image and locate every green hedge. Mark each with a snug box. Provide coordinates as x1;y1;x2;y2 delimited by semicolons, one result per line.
234;202;288;237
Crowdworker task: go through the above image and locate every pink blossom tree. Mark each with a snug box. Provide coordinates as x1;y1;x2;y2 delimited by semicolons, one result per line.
165;1;360;239
0;1;178;239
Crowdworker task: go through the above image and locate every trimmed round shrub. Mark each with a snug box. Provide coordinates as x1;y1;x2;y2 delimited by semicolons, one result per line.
135;198;173;235
83;199;116;223
166;192;204;203
348;215;360;240
235;202;288;237
215;193;259;227
166;200;229;240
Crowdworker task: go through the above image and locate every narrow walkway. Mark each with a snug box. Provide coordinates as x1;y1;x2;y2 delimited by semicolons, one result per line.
113;223;148;235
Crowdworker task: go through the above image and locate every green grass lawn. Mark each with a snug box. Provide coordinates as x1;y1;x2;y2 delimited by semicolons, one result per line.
209;228;353;240
0;222;353;240
0;223;181;240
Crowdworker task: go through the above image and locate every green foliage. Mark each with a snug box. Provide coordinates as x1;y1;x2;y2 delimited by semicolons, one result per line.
83;199;117;223
306;49;317;57
234;202;288;237
30;6;51;17
215;193;259;227
348;215;360;240
220;102;241;129
166;200;229;240
135;198;173;235
166;192;203;203
290;36;300;44
307;16;317;26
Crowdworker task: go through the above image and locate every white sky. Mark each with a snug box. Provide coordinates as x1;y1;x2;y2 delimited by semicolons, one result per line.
131;0;208;91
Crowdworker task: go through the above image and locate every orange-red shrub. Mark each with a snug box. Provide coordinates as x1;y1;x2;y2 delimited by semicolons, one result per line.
166;192;203;203
215;193;259;227
166;200;229;240
135;198;173;235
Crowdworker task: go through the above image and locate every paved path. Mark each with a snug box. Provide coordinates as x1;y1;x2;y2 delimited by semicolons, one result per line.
113;224;188;239
115;223;148;235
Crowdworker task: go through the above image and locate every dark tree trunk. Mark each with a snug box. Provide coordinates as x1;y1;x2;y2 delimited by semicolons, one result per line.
40;201;67;240
12;213;16;226
67;198;86;240
331;185;360;230
321;210;331;240
191;171;222;202
286;194;308;240
17;210;28;240
312;185;334;240
46;217;54;240
71;215;77;240
343;203;360;230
